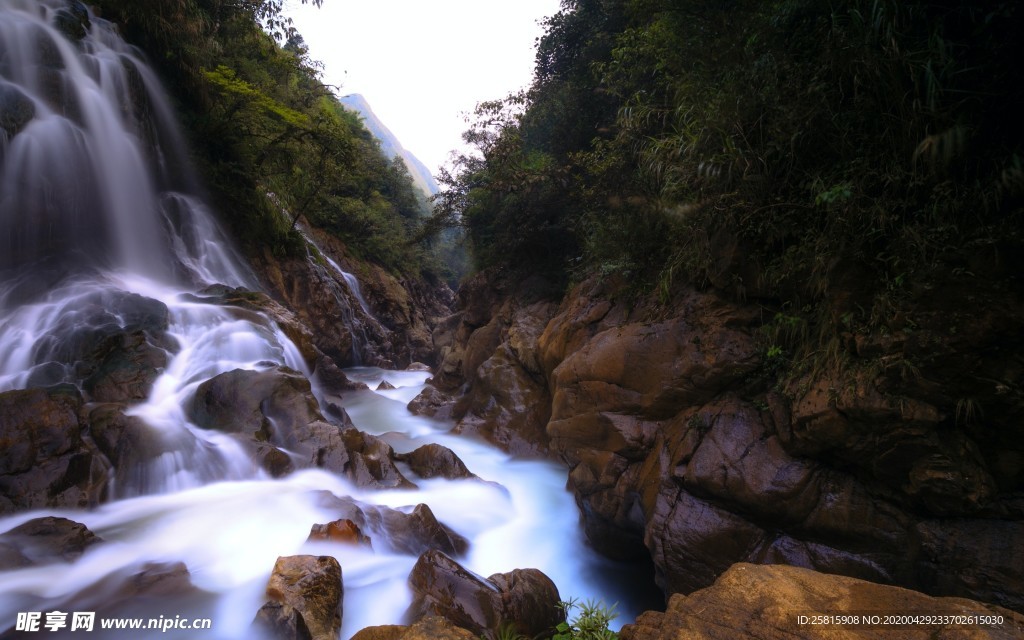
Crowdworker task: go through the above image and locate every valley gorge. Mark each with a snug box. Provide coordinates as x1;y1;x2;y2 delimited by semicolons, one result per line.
2;0;1024;639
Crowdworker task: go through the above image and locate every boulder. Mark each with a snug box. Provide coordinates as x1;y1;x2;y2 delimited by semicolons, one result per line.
0;385;109;512
0;517;102;568
307;519;371;547
313;494;468;557
339;428;416;490
190;366;352;475
351;616;477;640
406;550;562;638
620;563;1024;640
259;555;342;640
406;385;455;420
396;444;475;481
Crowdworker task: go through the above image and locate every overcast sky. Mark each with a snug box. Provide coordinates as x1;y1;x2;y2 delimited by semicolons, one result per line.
286;0;563;175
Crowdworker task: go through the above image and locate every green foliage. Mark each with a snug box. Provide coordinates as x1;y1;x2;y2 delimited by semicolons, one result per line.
553;598;619;640
94;0;436;276
427;0;1023;353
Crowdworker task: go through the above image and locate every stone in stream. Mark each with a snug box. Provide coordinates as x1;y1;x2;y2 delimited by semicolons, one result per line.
312;494;468;557
405;549;563;638
0;516;102;569
254;555;342;640
394;444;476;481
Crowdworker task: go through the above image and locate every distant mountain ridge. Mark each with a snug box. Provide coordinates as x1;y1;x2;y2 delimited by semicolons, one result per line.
339;94;439;197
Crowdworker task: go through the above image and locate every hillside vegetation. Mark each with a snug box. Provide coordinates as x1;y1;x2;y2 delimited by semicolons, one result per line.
94;0;454;280
431;0;1024;359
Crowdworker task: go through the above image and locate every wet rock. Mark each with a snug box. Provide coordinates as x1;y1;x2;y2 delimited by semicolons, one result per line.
192;285;321;369
54;2;91;42
376;380;397;391
620;563;1024;640
313;354;366;393
406;550;563;638
351;616;477;640
406;385;455;420
307;519;371;547
0;517;102;567
115;561;194;599
87;404;172;490
405;362;432;372
190;366;351;474
253;601;312;640
340;428;416;489
396;444;475;480
0;386;109;513
0;80;36;138
81;329;168;403
261;555;342;640
314;494;467;557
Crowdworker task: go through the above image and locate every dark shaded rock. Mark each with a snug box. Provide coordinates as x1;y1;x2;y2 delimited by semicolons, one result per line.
376;380;397;391
406;385;455;420
0;386;109;512
114;561;194;599
453;344;552;457
406;550;563;638
378;504;468;557
313;354;366;393
54;2;91;41
253;601;312;640
0;516;102;566
0;80;35;137
396;444;475;480
87;404;171;491
620;563;1024;640
263;555;342;640
351;616;477;640
82;330;168;403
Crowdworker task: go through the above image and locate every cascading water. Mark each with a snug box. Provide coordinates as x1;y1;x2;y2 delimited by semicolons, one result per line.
0;2;652;637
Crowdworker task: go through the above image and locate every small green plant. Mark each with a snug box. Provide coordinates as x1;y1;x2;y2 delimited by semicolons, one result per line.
553;598;619;640
484;622;528;640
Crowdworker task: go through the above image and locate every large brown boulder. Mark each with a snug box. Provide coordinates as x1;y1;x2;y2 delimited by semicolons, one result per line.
406;550;562;638
256;555;343;640
0;385;109;512
621;563;1024;640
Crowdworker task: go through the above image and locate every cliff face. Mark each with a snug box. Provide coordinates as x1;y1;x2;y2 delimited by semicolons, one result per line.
423;269;1024;612
250;223;453;371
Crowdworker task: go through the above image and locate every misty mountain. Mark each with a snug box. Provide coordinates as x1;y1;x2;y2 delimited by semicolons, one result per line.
339;93;440;197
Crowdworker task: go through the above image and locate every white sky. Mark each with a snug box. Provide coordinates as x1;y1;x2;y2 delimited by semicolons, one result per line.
286;0;563;175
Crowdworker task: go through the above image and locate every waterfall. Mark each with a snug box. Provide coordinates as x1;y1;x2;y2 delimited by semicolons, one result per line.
0;2;647;637
0;0;299;488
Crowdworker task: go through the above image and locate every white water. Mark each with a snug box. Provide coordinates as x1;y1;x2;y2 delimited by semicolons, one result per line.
0;2;646;637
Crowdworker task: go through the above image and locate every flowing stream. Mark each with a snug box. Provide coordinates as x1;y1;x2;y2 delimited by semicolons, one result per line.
0;2;649;638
